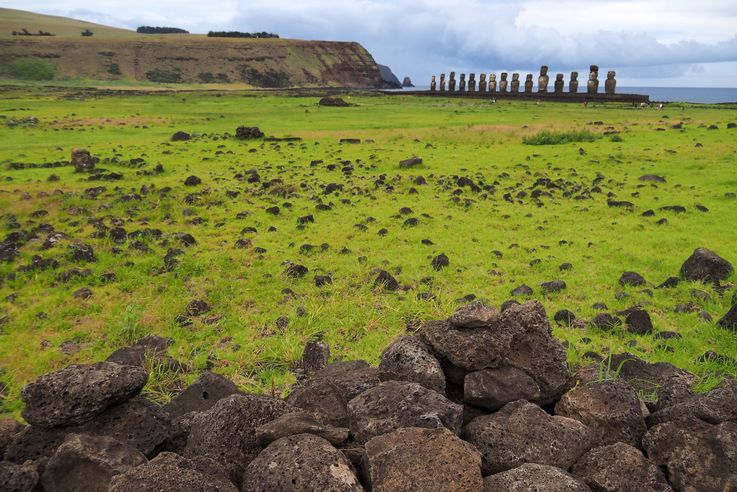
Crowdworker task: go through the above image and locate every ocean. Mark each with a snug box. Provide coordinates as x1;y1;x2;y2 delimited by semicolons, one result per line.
395;86;737;104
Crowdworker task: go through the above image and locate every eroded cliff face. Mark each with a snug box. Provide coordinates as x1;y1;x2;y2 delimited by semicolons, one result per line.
0;36;389;87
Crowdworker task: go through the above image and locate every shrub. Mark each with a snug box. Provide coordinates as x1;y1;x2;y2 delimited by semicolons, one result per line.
145;68;182;83
207;31;279;38
81;29;93;37
137;26;189;34
7;59;56;81
107;63;121;76
523;130;598;145
610;134;623;142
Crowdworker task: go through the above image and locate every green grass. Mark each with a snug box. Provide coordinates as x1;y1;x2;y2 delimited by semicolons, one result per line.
0;87;736;418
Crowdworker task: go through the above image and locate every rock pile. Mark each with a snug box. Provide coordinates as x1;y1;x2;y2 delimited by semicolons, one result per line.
2;300;736;491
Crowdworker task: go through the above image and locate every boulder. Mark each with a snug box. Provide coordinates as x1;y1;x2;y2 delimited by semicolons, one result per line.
301;340;330;376
71;148;96;173
347;380;462;444
448;301;500;328
255;412;349;447
242;434;362;491
378;335;445;393
607;353;696;411
363;427;483;492
170;131;191;141
463;400;594;475
571;442;671;492
184;394;295;485
484;463;590;492
643;417;737;491
422;301;570;405
680;247;733;282
110;452;236;492
3;425;68;463
235;126;264;139
0;461;39;492
646;378;737;426
41;433;147;492
623;308;654;335
555;380;646;447
374;270;399;291
164;372;241;419
106;335;179;370
0;418;24;457
318;97;350;107
464;367;541;411
718;303;737;330
619;271;646;286
21;362;148;428
286;361;380;426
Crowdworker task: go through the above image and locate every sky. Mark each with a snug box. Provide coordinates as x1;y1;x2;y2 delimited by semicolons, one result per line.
5;0;737;87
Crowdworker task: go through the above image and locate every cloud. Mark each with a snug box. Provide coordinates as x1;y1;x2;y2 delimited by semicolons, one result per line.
6;0;737;85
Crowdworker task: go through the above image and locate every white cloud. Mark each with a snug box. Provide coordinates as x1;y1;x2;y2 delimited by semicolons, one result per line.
5;0;737;86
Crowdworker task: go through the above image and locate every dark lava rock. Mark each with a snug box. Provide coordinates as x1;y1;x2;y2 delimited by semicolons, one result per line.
0;418;24;457
72;287;93;299
314;274;332;287
378;335;445;393
170;131;191;142
463;400;593;475
643;417;737;491
71;148;96;173
0;461;39;492
21;362;148;428
554;309;576;326
589;313;621;330
639;174;666;183
347;380;462;444
374;269;399;291
318;96;350;107
364;427;483;492
285;263;309;278
69;243;94;262
235;126;264;139
242;434;361;491
680;247;733;282
619;271;646;286
421;301;570;405
399;156;423;168
106;335;175;369
286;361;380;427
186;299;211;316
448;301;500;328
555;380;646;447
183;175;201;186
718;303;737;330
540;279;566;293
41;433;146;492
110;452;237;492
184;394;295;485
646;378;737;427
431;253;450;270
571;442;670;492
301;340;330;376
608;353;696;411
511;284;533;296
164;372;241;419
485;463;590;492
464;367;541;411
254;412;349;447
623;308;654;335
657;276;680;289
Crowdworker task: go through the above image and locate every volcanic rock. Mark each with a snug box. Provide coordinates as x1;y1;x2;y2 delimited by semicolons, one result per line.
680;247;733;282
484;463;591;492
571;442;671;492
254;412;349;447
378;335;445;393
164;372;241;419
646;378;737;426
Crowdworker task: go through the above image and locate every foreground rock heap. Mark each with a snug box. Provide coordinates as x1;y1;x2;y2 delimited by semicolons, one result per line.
2;301;736;491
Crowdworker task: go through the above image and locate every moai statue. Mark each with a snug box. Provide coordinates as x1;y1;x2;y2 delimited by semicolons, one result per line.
449;72;456;92
511;73;520;93
605;71;617;95
430;75;437;91
554;73;564;93
587;65;599;94
479;73;487;92
440;73;446;91
524;74;533;93
538;65;549;92
459;73;466;92
489;73;497;93
499;72;508;93
569;72;579;93
469;73;476;92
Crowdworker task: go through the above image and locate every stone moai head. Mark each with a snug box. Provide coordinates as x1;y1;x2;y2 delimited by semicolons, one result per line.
490;73;496;82
589;65;599;80
526;74;533;82
554;73;564;93
569;71;579;92
571;72;578;81
501;72;508;81
460;73;466;81
607;71;616;80
605;71;617;94
431;75;437;91
512;73;519;81
540;65;548;76
524;74;534;93
431;75;436;83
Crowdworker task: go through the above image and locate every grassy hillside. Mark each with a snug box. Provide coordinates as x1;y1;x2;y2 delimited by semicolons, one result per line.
0;88;736;416
0;8;387;88
0;8;139;38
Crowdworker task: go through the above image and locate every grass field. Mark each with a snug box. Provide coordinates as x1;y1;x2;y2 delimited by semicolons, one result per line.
1;86;736;417
0;8;139;38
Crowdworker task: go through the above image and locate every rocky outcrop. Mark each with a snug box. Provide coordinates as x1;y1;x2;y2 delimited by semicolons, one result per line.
571;442;672;491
